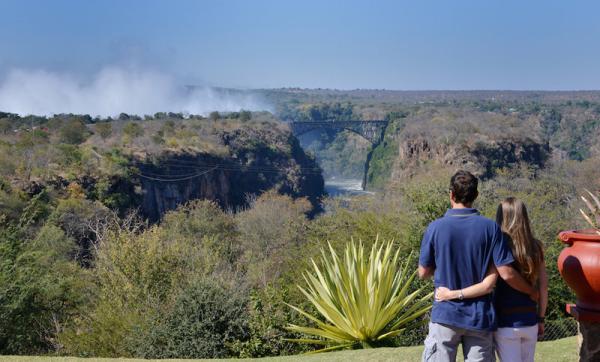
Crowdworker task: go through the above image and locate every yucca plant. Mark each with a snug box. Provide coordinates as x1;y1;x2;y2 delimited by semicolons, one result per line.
580;189;600;234
285;238;433;352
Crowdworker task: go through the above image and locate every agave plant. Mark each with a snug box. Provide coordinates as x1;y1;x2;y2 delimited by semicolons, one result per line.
580;189;600;234
286;239;433;352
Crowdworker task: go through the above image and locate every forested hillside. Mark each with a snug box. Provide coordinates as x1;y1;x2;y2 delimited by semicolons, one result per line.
366;101;600;189
1;91;599;358
0;110;324;219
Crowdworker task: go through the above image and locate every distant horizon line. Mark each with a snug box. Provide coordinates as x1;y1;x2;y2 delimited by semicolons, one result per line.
192;86;600;93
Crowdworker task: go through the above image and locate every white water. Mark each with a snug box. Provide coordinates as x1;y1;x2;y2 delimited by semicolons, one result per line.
324;177;374;197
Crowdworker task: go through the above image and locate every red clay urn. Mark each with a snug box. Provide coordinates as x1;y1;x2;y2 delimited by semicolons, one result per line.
557;229;600;320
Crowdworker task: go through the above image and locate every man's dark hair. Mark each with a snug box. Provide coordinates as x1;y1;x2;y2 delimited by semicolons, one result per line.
450;170;478;205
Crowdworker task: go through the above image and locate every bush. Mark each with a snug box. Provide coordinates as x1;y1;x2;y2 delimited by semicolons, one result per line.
0;224;88;354
239;110;252;122
49;196;111;264
0;118;12;134
209;111;220;121
236;192;310;287
231;286;315;357
135;278;249;359
122;122;143;138
161;200;239;271
59;201;240;358
60;119;88;144
59;222;200;357
56;144;83;167
94;122;112;140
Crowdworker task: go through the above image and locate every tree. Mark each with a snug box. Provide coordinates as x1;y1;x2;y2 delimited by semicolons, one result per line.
0;222;89;354
49;195;111;264
95;122;112;141
59;119;88;144
239;110;252;122
161;200;239;269
122;122;144;138
236;192;310;287
0;119;12;134
209;111;220;121
160;120;176;136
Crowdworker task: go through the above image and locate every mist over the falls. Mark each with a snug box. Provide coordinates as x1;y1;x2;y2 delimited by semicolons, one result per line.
0;67;270;117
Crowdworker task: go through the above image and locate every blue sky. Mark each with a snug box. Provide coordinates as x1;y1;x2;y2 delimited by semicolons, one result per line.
1;0;599;90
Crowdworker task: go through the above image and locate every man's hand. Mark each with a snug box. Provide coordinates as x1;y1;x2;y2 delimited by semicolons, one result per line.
418;265;434;279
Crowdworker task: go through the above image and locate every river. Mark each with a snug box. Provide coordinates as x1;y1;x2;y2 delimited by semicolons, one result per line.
324;177;374;197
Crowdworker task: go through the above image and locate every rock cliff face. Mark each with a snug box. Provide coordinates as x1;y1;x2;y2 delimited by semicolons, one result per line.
15;120;325;222
364;109;553;189
135;130;324;221
394;136;549;179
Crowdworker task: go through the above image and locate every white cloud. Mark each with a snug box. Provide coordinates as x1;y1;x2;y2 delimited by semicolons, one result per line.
0;67;269;117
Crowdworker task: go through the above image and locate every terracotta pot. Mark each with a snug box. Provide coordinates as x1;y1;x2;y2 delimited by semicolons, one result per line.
558;229;600;312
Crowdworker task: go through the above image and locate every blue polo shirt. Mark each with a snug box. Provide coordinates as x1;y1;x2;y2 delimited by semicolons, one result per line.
419;208;514;331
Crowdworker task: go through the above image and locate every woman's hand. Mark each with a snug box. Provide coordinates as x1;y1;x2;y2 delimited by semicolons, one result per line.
435;287;456;301
537;322;545;340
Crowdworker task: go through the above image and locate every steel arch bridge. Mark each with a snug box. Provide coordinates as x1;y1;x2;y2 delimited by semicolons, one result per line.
288;119;390;189
288;120;389;145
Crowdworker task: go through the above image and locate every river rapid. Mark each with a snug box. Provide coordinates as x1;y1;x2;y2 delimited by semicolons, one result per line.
324;177;374;197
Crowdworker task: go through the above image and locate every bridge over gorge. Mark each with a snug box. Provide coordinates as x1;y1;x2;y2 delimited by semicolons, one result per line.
288;119;390;189
288;120;389;145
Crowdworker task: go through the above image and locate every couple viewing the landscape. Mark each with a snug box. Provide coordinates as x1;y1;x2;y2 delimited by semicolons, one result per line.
419;170;548;362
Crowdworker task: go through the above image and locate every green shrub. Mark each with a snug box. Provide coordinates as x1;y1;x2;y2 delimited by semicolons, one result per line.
56;144;83;167
0;118;12;134
122;122;143;138
231;286;315;358
240;110;252;122
59;223;199;357
209;111;221;121
386;174;450;250
94;122;112;140
135;278;249;359
60;119;89;144
59;201;240;358
0;224;88;354
161;200;239;270
236;192;310;287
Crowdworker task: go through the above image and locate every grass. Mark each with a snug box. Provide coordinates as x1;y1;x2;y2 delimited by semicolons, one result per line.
0;336;578;362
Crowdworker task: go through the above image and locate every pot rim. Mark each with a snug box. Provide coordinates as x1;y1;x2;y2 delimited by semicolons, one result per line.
559;229;600;244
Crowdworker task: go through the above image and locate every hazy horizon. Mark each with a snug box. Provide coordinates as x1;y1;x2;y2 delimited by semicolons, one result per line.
2;0;600;89
2;0;600;115
2;65;600;117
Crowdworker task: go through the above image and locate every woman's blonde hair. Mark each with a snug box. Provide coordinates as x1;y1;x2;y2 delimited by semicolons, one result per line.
495;197;543;284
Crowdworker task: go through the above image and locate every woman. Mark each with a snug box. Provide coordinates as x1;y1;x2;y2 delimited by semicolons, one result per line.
435;197;548;362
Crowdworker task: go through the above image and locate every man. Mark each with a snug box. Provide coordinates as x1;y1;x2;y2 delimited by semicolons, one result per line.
418;170;538;362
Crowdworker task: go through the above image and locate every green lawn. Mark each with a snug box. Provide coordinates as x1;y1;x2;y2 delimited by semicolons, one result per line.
0;337;578;362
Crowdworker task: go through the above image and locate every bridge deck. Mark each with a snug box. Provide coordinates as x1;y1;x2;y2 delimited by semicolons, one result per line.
288;119;389;145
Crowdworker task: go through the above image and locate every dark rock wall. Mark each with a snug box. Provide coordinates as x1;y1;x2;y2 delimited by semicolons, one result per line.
136;140;324;222
395;136;549;179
